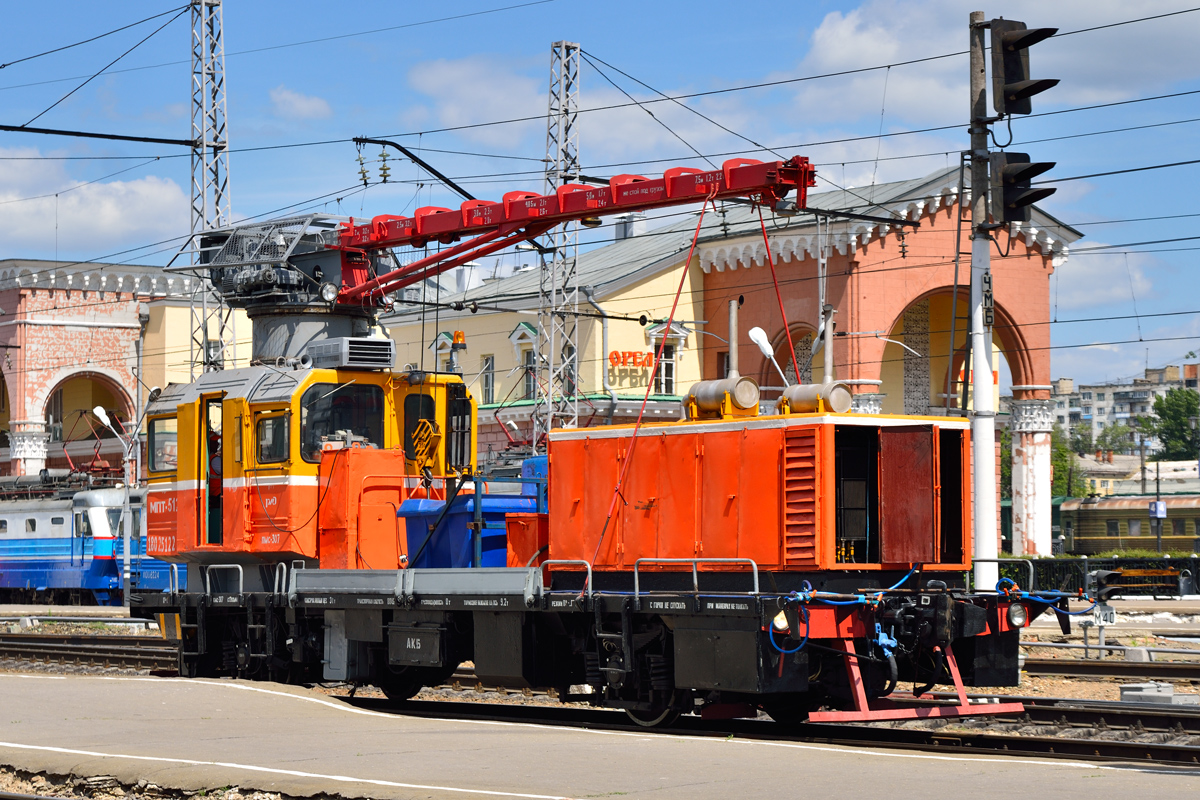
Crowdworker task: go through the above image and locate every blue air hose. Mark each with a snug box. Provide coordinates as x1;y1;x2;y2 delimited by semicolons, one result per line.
995;578;1099;615
768;604;809;654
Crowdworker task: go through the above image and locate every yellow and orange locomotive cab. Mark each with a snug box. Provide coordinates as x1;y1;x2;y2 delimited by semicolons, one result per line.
145;359;475;583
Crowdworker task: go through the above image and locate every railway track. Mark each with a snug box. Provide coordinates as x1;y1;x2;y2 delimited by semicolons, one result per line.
349;695;1200;766
1023;657;1200;681
4;634;1200;765
0;633;178;670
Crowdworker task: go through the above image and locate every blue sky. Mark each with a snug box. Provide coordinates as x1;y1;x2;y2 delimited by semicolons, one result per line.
2;0;1199;388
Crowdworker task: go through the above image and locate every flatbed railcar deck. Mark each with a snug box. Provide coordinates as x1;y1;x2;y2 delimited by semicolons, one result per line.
136;560;1031;724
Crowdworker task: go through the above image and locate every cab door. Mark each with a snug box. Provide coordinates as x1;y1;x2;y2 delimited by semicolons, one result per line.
200;395;225;546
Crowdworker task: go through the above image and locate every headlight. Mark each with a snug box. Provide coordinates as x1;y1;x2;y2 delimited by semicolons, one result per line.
772;611;789;632
1007;603;1028;628
319;282;339;303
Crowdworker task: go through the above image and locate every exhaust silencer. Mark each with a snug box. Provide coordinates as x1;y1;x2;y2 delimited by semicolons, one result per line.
780;381;852;414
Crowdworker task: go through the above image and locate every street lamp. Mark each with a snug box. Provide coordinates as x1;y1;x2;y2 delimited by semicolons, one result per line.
748;327;790;388
94;387;160;606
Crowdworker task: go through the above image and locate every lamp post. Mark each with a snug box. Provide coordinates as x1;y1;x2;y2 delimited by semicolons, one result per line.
94;387;160;606
1130;416;1147;495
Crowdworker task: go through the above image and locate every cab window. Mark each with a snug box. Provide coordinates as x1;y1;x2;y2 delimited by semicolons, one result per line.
148;417;178;472
256;414;290;464
299;383;384;463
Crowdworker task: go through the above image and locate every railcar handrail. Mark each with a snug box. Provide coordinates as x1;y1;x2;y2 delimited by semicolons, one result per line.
204;564;244;596
273;562;288;598
285;560;306;606
540;559;594;600
632;558;760;603
167;563;180;596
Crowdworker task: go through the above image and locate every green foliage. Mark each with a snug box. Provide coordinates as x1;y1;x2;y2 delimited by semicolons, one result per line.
1096;421;1134;455
1051;424;1086;496
1070;426;1093;455
1000;424;1084;498
999;426;1012;500
1149;387;1200;461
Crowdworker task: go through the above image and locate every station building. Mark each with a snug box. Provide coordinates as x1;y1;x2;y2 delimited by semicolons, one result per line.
0;258;249;478
383;167;1082;556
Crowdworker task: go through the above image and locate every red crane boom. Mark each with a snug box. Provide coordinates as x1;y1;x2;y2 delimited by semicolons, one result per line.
335;156;816;302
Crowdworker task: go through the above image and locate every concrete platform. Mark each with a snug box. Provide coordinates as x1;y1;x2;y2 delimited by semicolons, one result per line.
0;674;1197;799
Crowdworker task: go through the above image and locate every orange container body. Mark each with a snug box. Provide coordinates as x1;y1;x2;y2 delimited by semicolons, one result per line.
506;512;549;568
317;446;412;570
547;414;973;573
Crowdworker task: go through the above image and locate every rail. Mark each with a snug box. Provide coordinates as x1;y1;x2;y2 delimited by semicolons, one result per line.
632;558;760;607
0;632;178;670
1021;641;1200;657
203;564;244;597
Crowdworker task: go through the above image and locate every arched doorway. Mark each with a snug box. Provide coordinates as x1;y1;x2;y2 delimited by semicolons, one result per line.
43;372;133;473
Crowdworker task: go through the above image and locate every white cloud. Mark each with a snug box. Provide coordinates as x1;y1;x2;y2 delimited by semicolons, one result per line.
405;57;543;148
0;147;188;256
269;85;332;121
1053;245;1152;310
788;0;1200;126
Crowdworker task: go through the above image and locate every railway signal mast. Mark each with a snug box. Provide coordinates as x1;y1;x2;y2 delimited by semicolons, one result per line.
968;11;1057;586
535;41;583;448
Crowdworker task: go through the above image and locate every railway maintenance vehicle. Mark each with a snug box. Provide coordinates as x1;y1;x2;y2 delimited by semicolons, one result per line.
133;156;1086;724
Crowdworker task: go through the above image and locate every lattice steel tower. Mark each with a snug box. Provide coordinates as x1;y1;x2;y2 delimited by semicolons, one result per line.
189;0;232;376
534;41;581;448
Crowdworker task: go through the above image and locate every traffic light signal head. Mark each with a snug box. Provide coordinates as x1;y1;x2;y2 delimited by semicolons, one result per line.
991;19;1059;116
1089;569;1123;602
990;152;1056;224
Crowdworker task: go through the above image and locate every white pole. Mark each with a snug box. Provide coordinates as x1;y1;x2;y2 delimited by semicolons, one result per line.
969;10;998;590
122;441;132;606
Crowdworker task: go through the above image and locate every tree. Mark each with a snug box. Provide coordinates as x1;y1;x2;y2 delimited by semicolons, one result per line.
1070;426;1093;455
1000;424;1084;499
1000;427;1012;499
1096;421;1134;455
1051;424;1085;496
1149;387;1200;461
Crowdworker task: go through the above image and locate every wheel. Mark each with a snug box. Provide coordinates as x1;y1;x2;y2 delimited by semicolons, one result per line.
761;694;815;725
376;664;454;702
378;676;423;702
624;705;681;728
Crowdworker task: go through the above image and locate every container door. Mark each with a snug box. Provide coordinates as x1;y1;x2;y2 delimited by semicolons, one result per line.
878;425;937;564
700;431;740;558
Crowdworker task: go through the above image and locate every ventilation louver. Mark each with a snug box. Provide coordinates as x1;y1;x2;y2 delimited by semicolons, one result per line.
306;337;395;370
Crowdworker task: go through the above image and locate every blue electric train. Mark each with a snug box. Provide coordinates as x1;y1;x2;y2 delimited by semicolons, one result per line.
0;476;183;606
